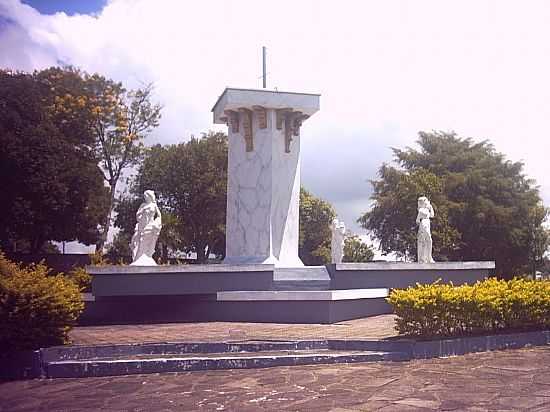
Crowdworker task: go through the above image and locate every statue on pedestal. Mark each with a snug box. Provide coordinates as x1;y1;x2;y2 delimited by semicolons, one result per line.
416;196;435;263
130;190;162;266
331;218;346;264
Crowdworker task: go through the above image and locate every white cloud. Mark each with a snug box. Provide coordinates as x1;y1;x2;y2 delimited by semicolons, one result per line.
1;0;550;236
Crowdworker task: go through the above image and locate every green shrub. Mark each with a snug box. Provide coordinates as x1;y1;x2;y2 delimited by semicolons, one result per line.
64;251;108;293
90;251;109;266
0;252;84;351
66;266;92;292
387;278;550;337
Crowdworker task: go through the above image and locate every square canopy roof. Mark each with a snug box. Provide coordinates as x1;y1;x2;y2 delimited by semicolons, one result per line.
212;88;320;124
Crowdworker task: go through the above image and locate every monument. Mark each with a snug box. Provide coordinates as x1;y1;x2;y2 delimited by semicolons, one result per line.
212;88;319;267
84;87;496;325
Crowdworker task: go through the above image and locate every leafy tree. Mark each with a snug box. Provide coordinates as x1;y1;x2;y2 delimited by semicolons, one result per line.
299;188;336;265
343;235;375;263
0;69;109;253
37;67;162;250
104;232;132;263
541;256;550;276
116;132;228;263
526;205;549;276
358;166;459;261
111;195;141;233
359;131;548;276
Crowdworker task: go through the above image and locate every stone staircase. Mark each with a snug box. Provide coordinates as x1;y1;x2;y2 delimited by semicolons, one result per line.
42;340;410;378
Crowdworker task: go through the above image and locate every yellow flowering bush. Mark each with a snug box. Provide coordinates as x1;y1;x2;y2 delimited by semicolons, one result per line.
387;278;550;337
0;253;84;351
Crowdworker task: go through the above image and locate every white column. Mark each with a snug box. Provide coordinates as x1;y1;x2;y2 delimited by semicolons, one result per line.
212;88;320;267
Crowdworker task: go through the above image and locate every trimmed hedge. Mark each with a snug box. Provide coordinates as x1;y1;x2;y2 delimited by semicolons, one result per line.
0;252;84;351
387;278;550;337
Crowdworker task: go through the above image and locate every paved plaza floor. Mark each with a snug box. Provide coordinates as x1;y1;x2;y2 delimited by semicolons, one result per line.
2;315;549;411
69;315;399;345
0;346;548;411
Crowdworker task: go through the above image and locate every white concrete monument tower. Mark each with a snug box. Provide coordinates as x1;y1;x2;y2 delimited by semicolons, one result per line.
212;88;320;267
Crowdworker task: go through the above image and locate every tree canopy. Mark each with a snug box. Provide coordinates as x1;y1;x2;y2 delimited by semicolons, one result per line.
36;67;162;250
299;188;336;265
115;132;228;263
343;235;375;263
359;131;549;276
0;69;109;253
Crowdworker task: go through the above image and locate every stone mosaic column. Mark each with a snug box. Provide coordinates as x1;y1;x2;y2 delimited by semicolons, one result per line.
212;88;320;267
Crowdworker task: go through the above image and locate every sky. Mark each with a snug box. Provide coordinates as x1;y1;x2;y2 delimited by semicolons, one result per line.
1;0;549;254
20;0;106;15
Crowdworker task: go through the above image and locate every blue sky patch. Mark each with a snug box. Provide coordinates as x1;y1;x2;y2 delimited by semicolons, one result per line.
21;0;106;15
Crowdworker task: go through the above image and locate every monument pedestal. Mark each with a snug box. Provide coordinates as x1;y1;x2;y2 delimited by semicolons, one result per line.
83;262;495;325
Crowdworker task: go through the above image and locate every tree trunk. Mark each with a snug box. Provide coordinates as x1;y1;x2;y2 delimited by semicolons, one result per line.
161;243;168;264
96;184;116;252
196;242;206;263
30;235;44;254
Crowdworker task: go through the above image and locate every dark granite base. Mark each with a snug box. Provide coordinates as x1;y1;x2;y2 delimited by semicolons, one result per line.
90;264;274;296
80;295;392;325
85;262;494;325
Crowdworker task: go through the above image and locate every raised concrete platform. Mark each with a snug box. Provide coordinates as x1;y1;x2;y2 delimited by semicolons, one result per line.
328;261;495;289
83;261;494;325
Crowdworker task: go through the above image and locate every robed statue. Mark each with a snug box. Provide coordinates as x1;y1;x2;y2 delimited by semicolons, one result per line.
416;196;435;263
330;218;346;264
130;190;162;266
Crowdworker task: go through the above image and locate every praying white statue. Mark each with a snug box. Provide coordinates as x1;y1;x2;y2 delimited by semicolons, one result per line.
130;190;162;266
330;218;346;264
416;196;435;263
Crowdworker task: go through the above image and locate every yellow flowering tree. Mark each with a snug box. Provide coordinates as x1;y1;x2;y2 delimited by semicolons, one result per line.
38;67;162;250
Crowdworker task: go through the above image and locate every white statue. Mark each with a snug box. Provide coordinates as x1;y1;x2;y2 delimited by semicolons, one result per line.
330;218;346;264
416;196;435;263
130;190;162;266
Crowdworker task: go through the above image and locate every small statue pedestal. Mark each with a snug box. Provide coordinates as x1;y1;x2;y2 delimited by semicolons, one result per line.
131;255;158;266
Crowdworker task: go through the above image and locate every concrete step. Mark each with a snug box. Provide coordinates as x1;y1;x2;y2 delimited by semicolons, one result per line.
41;340;331;362
273;266;331;290
217;289;389;301
42;339;413;361
45;349;409;378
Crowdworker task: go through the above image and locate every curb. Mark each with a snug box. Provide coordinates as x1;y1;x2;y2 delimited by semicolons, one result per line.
411;329;550;359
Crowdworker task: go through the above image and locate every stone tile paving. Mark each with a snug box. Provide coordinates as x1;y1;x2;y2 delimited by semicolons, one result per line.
70;314;399;345
1;346;549;411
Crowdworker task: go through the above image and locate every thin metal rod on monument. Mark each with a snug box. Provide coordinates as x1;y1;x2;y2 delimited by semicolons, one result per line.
262;46;267;89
